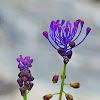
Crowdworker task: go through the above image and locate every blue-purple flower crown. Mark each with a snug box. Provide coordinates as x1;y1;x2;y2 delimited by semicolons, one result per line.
43;19;91;57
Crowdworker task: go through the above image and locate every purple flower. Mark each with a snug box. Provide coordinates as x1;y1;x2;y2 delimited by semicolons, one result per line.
17;55;33;72
17;55;34;96
43;19;91;57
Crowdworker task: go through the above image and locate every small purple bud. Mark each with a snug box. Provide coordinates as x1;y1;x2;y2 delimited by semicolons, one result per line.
53;24;57;31
58;27;61;33
28;83;34;91
27;63;32;67
17;78;23;87
81;21;84;27
28;75;34;81
56;19;60;23
43;31;48;39
72;27;76;34
50;21;55;26
64;27;69;33
66;50;72;59
27;69;31;73
18;72;24;78
57;48;65;56
30;59;33;63
17;58;20;62
61;20;65;26
18;64;23;69
27;73;31;78
70;41;75;48
23;71;28;76
25;81;30;89
76;19;81;23
52;74;59;83
20;55;23;60
17;78;22;83
74;22;78;28
86;27;91;35
19;87;25;96
22;76;28;82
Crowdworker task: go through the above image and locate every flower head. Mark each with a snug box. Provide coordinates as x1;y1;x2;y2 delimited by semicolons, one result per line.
43;19;91;57
17;55;33;72
17;55;34;96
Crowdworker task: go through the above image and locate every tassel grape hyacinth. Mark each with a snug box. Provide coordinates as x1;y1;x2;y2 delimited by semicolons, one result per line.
43;19;91;100
17;55;34;100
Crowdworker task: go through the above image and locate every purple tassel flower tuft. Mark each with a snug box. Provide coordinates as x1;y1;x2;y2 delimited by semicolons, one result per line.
43;19;91;58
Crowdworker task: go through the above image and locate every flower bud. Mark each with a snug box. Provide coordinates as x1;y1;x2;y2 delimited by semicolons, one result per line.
61;73;66;79
28;75;34;81
17;78;23;87
43;94;53;100
19;87;25;96
86;27;91;35
28;83;34;91
22;76;28;82
66;50;72;59
70;41;75;48
43;31;48;39
18;72;24;78
52;74;59;84
61;19;65;26
70;82;80;88
81;21;84;27
57;48;65;56
63;57;69;64
24;81;30;89
65;93;73;100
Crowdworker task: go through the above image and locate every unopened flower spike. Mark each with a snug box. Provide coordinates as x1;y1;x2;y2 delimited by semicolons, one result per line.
17;55;34;100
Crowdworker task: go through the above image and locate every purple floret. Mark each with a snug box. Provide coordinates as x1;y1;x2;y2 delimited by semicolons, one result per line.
17;55;33;72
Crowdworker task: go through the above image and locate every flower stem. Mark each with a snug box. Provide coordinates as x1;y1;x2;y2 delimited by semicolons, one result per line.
24;86;27;100
64;83;70;85
57;71;63;75
53;93;60;95
59;63;66;100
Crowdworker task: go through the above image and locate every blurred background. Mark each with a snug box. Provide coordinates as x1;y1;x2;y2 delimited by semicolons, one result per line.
0;0;100;100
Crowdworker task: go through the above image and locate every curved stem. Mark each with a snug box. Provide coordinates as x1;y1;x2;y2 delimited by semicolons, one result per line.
53;93;60;95
23;86;27;100
59;63;66;100
57;71;63;75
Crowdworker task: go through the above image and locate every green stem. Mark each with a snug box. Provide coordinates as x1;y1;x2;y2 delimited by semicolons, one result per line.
53;93;60;95
59;63;66;100
23;86;27;100
64;83;70;85
62;91;66;94
57;71;63;75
